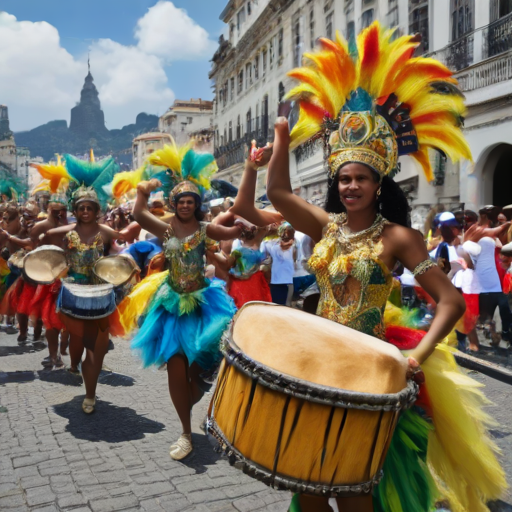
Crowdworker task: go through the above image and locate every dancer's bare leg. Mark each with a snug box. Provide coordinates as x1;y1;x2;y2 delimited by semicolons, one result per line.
33;318;43;341
167;354;192;434
68;334;83;372
167;354;194;460
299;496;334;512
60;329;69;355
336;495;373;512
17;313;28;341
81;328;109;400
188;362;205;407
46;328;60;365
468;328;480;352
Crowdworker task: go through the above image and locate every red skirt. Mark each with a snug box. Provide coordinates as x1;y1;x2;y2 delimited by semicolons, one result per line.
32;281;64;331
0;278;37;317
228;271;272;309
459;293;479;335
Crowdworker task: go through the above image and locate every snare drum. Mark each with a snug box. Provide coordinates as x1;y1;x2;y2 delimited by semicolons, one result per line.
57;280;116;320
208;302;418;497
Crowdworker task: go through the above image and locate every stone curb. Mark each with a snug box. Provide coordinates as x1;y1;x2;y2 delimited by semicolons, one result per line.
454;350;512;385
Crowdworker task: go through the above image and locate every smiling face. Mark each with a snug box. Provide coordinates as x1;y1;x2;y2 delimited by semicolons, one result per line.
337;162;380;214
175;195;197;222
75;201;98;224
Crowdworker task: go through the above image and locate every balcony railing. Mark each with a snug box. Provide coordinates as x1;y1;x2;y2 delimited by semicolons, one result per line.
215;127;271;171
428;13;512;91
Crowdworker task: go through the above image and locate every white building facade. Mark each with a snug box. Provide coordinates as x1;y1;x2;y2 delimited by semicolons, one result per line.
132;132;174;169
210;0;512;224
159;99;214;152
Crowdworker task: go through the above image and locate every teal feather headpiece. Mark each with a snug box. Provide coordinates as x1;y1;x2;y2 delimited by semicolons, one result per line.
64;154;121;209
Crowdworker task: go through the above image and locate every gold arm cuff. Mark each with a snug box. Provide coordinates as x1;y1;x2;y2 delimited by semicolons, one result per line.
412;259;437;277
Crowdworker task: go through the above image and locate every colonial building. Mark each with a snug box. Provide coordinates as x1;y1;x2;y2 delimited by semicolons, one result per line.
159;99;214;152
0;105;34;185
132;132;174;169
210;0;512;226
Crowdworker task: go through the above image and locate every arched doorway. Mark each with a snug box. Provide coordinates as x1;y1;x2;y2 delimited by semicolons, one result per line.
493;144;512;206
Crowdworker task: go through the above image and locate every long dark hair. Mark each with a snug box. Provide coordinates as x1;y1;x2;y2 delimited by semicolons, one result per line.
324;167;410;227
173;193;205;222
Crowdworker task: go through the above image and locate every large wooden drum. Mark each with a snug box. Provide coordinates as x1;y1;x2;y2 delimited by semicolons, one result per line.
208;302;418;497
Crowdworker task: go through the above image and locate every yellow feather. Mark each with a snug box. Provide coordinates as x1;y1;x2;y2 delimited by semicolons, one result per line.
147;138;192;177
285;20;471;182
30;163;73;193
112;167;146;199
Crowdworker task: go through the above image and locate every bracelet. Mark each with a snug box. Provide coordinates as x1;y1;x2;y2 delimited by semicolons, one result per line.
412;259;436;277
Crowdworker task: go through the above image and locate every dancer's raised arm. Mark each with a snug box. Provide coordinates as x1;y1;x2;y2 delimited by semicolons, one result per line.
230;145;282;227
134;179;169;239
266;118;328;242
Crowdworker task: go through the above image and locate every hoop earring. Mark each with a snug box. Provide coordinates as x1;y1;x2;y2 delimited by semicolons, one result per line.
376;187;382;198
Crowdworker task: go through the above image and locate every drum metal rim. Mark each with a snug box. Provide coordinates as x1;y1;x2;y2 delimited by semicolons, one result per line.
207;416;383;497
23;245;68;285
222;328;419;412
93;255;139;287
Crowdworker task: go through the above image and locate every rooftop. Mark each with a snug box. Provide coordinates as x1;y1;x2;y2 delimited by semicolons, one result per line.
133;132;173;142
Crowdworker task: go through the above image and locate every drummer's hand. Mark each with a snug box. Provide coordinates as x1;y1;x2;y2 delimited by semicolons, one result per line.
406;356;425;385
137;179;162;196
249;144;273;169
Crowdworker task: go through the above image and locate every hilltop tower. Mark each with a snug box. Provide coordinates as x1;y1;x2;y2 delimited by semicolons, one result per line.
69;60;108;136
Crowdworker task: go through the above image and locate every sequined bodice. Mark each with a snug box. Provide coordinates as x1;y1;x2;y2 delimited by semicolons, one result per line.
65;230;104;284
163;222;208;293
309;213;393;339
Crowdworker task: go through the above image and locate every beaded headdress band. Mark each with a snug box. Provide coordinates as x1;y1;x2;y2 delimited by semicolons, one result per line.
286;22;472;182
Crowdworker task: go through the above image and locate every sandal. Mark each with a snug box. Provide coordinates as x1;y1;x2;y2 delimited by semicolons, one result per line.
82;398;96;414
67;366;81;376
169;433;193;460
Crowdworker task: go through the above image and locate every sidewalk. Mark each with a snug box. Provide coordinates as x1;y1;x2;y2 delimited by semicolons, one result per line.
0;331;291;512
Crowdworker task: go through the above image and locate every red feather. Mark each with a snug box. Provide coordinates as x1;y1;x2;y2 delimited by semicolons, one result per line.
361;25;380;72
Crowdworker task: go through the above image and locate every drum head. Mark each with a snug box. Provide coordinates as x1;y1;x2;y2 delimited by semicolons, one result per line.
231;302;408;395
24;245;68;284
93;255;139;286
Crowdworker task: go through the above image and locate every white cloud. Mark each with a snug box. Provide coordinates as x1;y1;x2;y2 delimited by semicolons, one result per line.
135;1;212;60
0;2;211;132
0;12;83;129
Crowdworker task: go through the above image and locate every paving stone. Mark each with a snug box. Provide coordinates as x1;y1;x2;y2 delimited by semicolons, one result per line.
89;495;139;512
0;491;26;509
19;475;50;489
56;492;88;509
25;485;55;507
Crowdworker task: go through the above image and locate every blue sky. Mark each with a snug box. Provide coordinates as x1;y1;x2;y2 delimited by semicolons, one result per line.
0;0;228;131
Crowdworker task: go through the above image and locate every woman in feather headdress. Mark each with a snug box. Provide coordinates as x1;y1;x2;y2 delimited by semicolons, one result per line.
42;154;132;413
237;22;506;512
112;140;243;460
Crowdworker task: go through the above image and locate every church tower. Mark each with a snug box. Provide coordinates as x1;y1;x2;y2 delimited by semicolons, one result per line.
69;60;108;136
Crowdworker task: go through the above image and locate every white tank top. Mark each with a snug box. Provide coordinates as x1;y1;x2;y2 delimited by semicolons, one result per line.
475;237;502;293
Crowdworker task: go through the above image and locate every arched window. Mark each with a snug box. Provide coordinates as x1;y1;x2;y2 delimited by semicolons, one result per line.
409;1;429;52
450;0;474;40
278;82;285;102
246;109;252;135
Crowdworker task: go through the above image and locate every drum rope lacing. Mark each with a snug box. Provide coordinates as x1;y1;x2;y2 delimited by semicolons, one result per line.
221;330;419;412
207;416;383;496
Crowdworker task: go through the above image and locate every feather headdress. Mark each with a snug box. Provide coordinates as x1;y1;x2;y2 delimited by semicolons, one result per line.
112;138;218;201
0;169;27;200
286;22;471;182
64;153;121;209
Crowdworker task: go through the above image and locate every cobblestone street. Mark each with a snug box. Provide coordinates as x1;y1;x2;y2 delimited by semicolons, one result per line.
1;330;511;512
